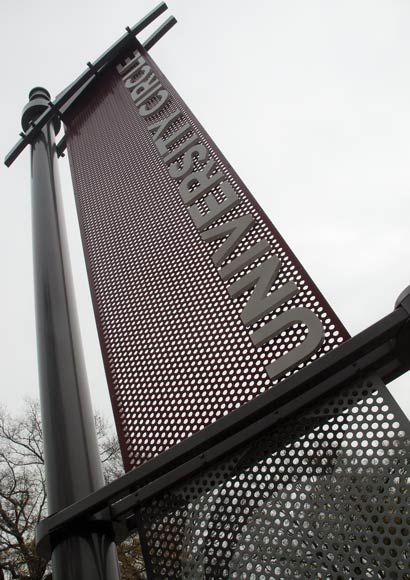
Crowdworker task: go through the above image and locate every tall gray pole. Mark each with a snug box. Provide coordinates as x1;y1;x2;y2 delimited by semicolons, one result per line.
22;88;121;580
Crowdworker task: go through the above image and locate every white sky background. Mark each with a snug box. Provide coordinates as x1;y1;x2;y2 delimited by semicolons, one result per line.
1;0;410;429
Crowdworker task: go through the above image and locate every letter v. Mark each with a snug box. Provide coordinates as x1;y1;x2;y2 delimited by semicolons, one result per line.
201;214;255;267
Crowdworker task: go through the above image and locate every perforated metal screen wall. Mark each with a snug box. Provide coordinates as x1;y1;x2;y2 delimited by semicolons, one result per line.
64;44;349;470
137;375;410;579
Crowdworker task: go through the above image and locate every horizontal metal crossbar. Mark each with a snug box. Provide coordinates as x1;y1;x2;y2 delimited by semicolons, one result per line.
55;18;178;158
36;291;410;560
143;14;177;51
4;3;176;167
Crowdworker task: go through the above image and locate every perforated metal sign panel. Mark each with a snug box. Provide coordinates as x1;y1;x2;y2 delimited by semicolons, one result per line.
137;375;410;579
64;43;349;470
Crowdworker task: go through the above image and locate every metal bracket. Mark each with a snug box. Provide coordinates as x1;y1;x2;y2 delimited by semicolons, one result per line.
47;100;62;118
86;61;99;77
56;136;66;158
35;295;410;562
36;508;115;561
4;3;177;167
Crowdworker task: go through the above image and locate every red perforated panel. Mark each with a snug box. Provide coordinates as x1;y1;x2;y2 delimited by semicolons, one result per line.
64;45;349;471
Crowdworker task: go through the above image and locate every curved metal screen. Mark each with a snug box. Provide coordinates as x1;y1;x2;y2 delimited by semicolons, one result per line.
137;374;410;579
64;44;349;470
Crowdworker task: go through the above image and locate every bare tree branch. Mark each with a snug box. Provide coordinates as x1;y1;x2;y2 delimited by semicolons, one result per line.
0;401;145;579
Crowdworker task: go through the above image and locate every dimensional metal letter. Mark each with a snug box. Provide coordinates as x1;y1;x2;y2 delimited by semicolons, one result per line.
139;89;170;116
227;256;299;325
179;160;226;205
168;143;208;179
188;181;240;229
219;238;271;280
253;307;325;378
201;214;255;267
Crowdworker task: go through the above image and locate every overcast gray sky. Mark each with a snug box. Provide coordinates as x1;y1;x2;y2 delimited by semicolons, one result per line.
1;0;410;427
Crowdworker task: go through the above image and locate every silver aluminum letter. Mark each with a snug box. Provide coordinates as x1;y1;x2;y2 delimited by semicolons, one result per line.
252;308;325;380
131;82;160;105
219;239;271;281
179;160;225;205
148;108;183;141
201;214;255;267
228;256;299;325
169;143;208;179
156;123;192;156
116;50;142;75
139;89;170;117
124;64;151;87
188;180;239;231
163;134;201;165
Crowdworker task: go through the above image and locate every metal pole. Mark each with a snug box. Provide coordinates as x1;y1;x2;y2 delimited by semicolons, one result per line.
22;88;121;580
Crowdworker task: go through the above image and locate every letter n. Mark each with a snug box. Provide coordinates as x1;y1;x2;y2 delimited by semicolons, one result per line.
228;256;299;325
